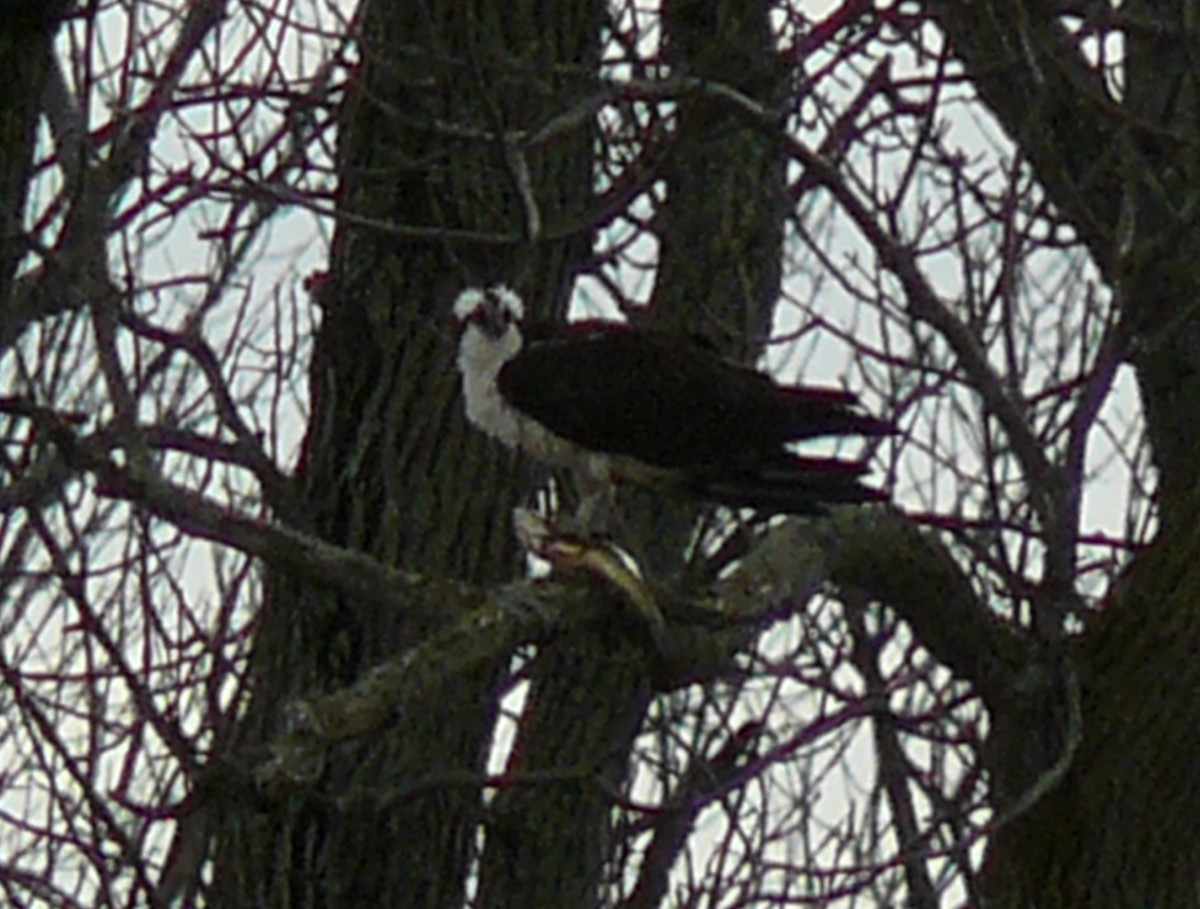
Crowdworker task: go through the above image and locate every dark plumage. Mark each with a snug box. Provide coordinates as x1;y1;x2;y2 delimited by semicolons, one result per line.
455;286;892;515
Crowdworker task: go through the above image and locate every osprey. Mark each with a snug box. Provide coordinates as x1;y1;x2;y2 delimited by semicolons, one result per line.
453;285;891;515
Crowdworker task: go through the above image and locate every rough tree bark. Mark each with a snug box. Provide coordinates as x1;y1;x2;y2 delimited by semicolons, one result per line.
211;3;600;906
0;1;78;347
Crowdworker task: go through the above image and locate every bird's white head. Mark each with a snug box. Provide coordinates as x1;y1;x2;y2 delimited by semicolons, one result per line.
453;284;526;340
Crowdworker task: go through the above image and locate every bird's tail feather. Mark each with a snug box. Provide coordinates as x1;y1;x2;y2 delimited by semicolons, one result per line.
779;410;895;441
777;387;896;441
794;412;895;439
691;456;886;515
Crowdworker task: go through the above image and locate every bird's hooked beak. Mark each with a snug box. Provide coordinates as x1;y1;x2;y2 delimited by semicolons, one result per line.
470;301;510;340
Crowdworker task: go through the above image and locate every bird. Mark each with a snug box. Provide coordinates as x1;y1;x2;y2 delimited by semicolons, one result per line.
453;284;892;516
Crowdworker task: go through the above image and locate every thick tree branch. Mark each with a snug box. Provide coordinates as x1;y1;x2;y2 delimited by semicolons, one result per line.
38;416;423;614
258;580;590;785
822;508;1025;710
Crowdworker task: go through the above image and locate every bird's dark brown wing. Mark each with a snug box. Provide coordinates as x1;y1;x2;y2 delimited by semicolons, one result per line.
499;322;890;469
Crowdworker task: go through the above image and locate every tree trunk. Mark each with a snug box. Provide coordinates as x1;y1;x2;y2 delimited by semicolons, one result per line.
925;1;1200;905
0;2;74;347
211;3;599;906
475;0;789;904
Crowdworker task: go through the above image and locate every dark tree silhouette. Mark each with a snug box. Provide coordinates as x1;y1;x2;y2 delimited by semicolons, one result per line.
0;2;1187;909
